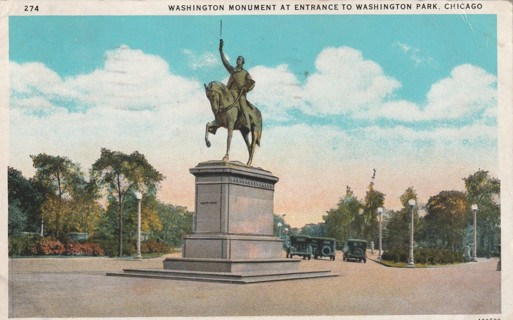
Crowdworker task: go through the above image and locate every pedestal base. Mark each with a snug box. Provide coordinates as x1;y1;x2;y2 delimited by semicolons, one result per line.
107;161;337;283
108;263;336;284
182;234;283;259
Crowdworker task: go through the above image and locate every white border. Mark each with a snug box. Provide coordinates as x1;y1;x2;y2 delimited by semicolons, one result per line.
1;1;511;320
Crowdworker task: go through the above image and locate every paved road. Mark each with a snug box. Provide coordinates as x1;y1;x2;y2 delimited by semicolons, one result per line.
8;252;500;318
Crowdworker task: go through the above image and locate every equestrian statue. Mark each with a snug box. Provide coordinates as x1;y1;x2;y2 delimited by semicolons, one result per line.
204;39;262;166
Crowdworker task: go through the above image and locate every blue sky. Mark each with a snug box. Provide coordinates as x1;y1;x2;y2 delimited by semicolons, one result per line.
10;14;496;104
9;13;498;226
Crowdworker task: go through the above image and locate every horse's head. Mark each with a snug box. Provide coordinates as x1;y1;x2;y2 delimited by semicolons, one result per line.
204;81;232;115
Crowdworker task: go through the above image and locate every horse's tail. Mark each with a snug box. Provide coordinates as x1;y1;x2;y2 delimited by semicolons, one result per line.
254;107;262;147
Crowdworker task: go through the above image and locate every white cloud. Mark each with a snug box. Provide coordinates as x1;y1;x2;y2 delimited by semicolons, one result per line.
394;41;436;67
360;64;497;122
10;62;62;94
8;46;499;228
249;64;304;121
424;64;497;119
183;48;219;70
302;47;401;115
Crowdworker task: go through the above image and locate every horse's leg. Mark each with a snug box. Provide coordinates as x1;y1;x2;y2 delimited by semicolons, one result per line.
241;130;251;164
247;129;259;166
222;126;233;162
205;121;212;148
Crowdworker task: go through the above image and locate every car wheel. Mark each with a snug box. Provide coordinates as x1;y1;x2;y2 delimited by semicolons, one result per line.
364;259;367;263
322;246;332;256
308;256;311;260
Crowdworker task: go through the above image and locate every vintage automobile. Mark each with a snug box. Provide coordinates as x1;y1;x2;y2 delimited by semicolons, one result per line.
311;237;336;260
286;235;312;260
343;239;368;263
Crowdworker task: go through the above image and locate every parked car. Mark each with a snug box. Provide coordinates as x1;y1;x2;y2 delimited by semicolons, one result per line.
286;235;312;260
343;239;367;263
311;237;336;260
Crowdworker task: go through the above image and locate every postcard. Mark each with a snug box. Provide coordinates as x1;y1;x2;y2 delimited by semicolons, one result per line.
1;0;512;319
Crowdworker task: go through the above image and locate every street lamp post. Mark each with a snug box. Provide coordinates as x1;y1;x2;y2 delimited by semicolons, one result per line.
471;204;479;262
277;222;283;239
134;191;143;260
408;199;416;266
377;207;383;260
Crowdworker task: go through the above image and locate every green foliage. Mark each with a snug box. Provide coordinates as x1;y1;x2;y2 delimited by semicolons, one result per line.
382;247;465;264
273;213;291;237
92;239;170;257
300;223;326;237
91;148;164;256
464;170;500;255
141;240;170;254
93;239;134;257
30;154;101;239
423;191;468;252
323;186;363;242
383;187;418;250
8;234;40;256
155;202;193;247
8;167;44;233
31;153;84;199
8;201;28;235
362;181;385;241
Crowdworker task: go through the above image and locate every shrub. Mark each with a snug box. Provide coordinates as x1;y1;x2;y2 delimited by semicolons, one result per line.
65;242;105;256
36;238;66;255
382;247;465;265
141;239;170;254
9;235;105;257
93;239;134;257
8;234;40;256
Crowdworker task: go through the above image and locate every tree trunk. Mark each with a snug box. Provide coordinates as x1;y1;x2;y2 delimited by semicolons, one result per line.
118;202;123;257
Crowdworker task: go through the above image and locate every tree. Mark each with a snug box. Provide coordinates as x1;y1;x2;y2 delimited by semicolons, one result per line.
323;186;363;242
155;202;193;247
91;148;164;256
424;191;468;251
273;213;291;237
300;223;327;237
362;180;385;242
30;154;88;238
464;170;500;255
8;167;44;234
384;187;418;250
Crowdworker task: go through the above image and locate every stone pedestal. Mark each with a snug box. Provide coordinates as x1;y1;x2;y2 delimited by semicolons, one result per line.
108;161;336;283
164;161;295;273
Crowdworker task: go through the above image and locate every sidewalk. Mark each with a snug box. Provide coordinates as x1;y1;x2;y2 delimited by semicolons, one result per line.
8;252;501;317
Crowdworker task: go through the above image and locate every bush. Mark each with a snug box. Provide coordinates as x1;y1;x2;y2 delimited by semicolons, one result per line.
382;247;465;265
37;238;66;255
8;234;40;256
93;238;171;257
9;235;105;257
382;247;408;263
141;239;170;254
92;239;134;257
65;242;105;256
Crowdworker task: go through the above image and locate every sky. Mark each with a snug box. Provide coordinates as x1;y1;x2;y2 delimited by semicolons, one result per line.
8;14;498;227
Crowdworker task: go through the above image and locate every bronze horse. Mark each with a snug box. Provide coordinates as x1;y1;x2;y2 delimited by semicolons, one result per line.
204;81;262;166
